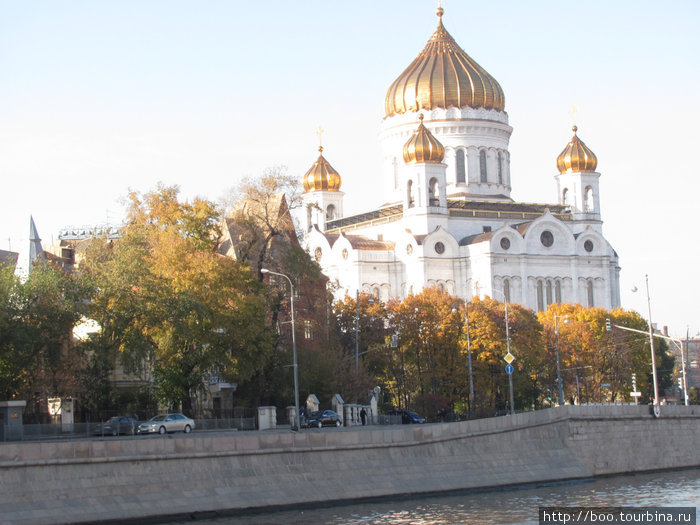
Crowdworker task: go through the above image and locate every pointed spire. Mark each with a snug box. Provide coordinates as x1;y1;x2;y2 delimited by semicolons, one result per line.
15;215;45;281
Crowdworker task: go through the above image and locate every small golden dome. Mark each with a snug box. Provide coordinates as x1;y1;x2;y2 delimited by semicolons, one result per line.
556;126;598;173
402;114;445;164
385;8;505;118
303;146;342;192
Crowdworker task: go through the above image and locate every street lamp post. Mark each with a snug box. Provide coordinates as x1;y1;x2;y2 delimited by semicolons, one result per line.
464;301;474;417
554;314;567;406
355;289;360;373
644;275;660;413
490;288;514;416
261;269;300;430
631;275;660;415
453;301;475;417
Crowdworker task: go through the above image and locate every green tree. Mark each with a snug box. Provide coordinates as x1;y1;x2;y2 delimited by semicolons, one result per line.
0;262;86;402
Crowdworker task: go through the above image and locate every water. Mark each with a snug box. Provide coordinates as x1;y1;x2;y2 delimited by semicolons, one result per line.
175;468;699;525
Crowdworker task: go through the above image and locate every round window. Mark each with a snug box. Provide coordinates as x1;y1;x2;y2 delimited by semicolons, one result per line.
434;242;445;255
314;247;322;261
500;237;511;250
584;240;594;252
540;231;554;247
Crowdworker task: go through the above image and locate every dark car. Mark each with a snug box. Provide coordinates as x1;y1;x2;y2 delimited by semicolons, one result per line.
388;409;426;424
94;416;139;436
306;410;342;428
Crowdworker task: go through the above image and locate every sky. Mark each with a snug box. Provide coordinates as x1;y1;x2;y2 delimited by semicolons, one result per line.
1;1;699;337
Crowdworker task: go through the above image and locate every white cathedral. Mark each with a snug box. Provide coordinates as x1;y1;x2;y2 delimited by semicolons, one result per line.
301;7;621;313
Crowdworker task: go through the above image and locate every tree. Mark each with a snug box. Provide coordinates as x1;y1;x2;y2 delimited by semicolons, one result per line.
0;261;86;404
381;288;465;417
80;184;275;413
465;297;544;415
538;305;674;405
220;167;303;277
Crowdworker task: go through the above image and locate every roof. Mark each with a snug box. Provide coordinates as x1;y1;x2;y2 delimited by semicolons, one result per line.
448;200;571;221
0;250;18;268
345;236;396;251
325;204;403;233
459;231;496;246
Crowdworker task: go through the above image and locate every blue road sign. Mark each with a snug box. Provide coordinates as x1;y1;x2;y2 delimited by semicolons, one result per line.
505;364;514;374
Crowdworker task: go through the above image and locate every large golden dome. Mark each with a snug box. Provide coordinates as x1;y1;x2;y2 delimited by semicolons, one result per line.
385;8;505;118
402;114;445;164
556;126;598;173
303;147;342;192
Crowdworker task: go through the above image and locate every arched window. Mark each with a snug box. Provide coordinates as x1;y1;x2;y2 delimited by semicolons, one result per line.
393;157;398;189
429;178;439;206
456;149;466;183
498;152;503;184
503;279;511;303
555;280;562;303
326;204;336;220
587;280;594;307
537;281;544;312
562;188;569;206
438;282;445;293
546;280;553;306
372;286;380;299
479;150;487;183
407;180;415;208
584;186;594;212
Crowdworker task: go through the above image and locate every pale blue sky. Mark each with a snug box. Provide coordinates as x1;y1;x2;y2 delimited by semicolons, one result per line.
1;1;699;335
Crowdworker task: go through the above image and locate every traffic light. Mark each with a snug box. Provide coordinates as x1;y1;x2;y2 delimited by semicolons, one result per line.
605;318;611;331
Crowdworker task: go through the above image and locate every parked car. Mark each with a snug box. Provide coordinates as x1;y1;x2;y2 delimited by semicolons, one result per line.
94;416;139;436
136;413;195;435
388;409;426;424
306;410;342;428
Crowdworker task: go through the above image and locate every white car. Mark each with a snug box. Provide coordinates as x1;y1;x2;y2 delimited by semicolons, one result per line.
137;413;195;434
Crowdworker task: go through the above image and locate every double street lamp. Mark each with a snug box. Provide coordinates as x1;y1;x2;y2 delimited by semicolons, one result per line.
261;269;300;430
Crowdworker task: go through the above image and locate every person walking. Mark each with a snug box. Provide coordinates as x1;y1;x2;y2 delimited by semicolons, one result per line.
360;408;367;426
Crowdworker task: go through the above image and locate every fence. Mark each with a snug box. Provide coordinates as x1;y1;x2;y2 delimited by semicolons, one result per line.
1;408;428;442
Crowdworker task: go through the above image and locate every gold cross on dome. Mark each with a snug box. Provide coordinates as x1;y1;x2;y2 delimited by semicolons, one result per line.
569;105;578;126
316;125;325;147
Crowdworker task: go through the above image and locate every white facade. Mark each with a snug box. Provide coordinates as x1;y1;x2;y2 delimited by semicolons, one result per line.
302;11;621;313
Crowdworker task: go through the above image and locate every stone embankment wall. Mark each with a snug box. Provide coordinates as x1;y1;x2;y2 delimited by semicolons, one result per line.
1;405;699;525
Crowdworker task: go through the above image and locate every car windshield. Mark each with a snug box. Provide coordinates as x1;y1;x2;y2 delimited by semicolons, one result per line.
149;415;166;422
406;411;418;417
107;417;120;422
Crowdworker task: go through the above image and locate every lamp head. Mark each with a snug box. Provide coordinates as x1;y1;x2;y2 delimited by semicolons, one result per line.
631;285;638;293
261;268;270;274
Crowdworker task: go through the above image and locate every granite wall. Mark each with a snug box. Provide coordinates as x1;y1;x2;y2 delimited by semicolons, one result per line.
1;405;698;524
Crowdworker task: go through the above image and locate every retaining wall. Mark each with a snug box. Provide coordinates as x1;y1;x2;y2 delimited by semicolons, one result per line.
1;405;699;524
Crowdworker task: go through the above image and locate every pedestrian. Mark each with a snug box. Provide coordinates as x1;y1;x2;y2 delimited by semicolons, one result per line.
360;408;367;426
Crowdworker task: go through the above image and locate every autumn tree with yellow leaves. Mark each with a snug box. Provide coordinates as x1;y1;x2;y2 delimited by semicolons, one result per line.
80;185;276;413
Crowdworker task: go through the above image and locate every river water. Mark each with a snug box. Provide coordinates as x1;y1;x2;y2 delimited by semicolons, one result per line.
169;468;699;524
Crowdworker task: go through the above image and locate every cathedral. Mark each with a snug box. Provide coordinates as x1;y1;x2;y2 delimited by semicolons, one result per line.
301;7;621;313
